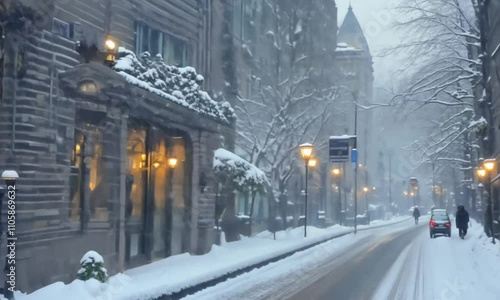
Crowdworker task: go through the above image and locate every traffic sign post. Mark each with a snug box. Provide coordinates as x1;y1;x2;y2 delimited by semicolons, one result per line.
329;137;350;163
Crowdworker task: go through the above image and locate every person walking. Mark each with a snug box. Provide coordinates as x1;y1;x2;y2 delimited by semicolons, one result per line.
413;207;421;225
456;205;470;239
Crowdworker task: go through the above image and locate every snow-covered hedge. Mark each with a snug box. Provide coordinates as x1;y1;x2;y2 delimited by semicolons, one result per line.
113;48;236;123
213;149;269;191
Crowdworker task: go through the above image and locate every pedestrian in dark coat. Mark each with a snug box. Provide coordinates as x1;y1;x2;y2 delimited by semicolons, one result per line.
413;207;421;225
456;205;470;239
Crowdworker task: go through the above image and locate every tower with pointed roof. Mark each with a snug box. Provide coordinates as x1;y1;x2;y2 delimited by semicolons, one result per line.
334;4;375;200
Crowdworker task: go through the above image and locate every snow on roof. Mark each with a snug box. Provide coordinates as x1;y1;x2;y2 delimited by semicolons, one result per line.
330;135;356;140
213;149;269;187
114;47;236;123
335;43;363;52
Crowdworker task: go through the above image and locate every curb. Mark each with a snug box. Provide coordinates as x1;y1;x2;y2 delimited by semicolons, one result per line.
155;217;412;300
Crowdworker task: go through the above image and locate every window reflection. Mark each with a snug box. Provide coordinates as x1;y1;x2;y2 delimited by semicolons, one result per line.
87;126;108;221
127;127;147;219
70;130;84;222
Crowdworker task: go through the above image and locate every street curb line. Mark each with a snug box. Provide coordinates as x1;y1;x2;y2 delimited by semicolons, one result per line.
155;217;412;300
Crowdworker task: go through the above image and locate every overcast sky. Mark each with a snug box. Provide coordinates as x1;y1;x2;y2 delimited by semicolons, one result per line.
336;0;404;86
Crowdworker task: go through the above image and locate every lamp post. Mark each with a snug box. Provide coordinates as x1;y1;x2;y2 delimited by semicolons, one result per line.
1;170;18;300
332;167;342;224
483;159;496;244
299;143;314;238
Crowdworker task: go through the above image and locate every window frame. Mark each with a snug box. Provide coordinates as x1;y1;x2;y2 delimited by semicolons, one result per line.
135;22;191;66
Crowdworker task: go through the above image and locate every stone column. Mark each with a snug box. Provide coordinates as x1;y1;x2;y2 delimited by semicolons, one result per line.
118;110;128;271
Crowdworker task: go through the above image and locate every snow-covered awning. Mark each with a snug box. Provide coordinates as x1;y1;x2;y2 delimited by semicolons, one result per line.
213;149;269;189
330;135;357;140
113;47;236;124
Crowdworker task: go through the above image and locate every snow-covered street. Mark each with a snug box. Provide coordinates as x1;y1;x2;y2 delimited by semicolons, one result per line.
374;218;500;300
180;217;500;300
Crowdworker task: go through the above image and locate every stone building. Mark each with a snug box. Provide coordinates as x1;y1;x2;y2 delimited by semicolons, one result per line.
0;0;234;292
324;4;374;221
486;0;500;229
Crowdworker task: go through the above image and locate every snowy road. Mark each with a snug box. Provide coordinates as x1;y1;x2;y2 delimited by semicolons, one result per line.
374;218;500;300
182;219;420;300
183;217;500;300
284;221;424;300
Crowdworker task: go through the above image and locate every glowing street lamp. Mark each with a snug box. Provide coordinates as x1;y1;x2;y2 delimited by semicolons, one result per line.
299;143;315;237
332;168;341;176
477;168;487;178
308;157;318;168
482;158;497;244
299;143;314;161
363;187;369;193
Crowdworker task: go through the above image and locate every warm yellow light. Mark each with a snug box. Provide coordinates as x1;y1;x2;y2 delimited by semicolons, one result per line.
300;143;314;160
414;186;419;190
363;187;369;192
139;162;143;168
308;157;318;168
168;157;178;169
477;168;487;178
75;144;81;154
332;168;341;176
484;159;496;171
89;182;95;191
153;162;160;168
410;192;415;196
105;39;117;51
359;164;363;168
141;154;147;162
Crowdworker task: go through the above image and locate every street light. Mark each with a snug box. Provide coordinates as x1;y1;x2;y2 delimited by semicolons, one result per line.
363;187;369;193
308;157;318;168
1;170;18;300
299;143;314;237
477;168;487;178
482;159;497;244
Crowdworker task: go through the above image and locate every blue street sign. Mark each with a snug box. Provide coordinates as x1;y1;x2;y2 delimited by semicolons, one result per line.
329;138;350;162
351;148;358;163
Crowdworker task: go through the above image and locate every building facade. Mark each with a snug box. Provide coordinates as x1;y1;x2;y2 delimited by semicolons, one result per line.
0;0;234;292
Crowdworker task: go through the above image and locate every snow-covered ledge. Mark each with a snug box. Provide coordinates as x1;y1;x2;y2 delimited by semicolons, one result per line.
113;48;236;124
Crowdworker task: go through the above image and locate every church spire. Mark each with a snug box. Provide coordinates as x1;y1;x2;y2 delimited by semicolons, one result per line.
349;1;352;10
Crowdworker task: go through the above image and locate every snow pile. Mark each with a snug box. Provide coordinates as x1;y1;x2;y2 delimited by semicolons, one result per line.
213;148;269;188
114;48;236;123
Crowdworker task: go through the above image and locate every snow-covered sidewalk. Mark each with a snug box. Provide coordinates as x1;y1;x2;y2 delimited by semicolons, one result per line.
374;219;500;300
13;217;408;300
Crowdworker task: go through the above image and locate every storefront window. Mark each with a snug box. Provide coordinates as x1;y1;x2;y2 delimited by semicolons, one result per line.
87;125;109;221
126;124;148;259
69;130;84;222
127;126;148;219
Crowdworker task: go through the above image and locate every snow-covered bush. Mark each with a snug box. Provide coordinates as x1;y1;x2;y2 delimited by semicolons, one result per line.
213;148;269;191
77;251;108;283
113;48;236;123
